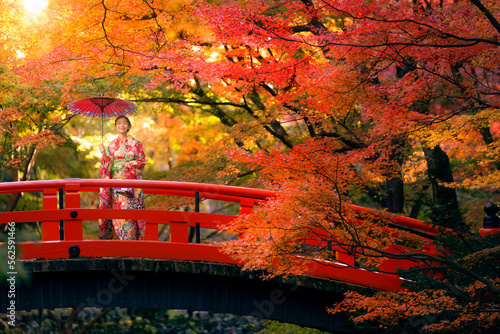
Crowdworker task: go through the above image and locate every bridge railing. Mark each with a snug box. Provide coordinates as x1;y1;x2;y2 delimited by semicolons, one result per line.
0;179;273;241
0;179;440;291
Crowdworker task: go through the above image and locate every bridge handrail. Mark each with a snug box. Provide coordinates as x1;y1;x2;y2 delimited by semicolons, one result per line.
0;179;439;234
0;179;276;200
0;179;439;291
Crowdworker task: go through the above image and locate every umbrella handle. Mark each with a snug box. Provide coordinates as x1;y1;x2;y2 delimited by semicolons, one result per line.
101;107;104;146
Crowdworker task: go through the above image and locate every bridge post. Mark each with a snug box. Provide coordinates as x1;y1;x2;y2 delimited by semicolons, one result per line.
239;198;255;215
144;222;158;240
237;198;256;240
195;191;201;243
335;247;355;266
480;202;500;237
42;188;59;241
170;221;189;243
64;182;83;240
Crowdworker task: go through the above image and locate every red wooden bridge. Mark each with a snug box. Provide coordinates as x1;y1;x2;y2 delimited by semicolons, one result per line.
0;179;440;332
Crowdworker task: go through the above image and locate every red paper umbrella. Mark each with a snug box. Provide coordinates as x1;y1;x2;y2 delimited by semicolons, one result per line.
67;96;137;144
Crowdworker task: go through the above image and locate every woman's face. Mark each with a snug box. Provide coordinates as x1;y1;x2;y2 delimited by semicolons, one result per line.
115;118;131;135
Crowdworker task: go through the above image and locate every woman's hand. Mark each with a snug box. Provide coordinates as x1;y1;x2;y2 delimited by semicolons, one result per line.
118;163;132;177
99;145;106;156
114;161;127;168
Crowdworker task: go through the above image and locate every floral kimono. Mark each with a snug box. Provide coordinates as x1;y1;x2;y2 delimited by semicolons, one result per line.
99;135;147;240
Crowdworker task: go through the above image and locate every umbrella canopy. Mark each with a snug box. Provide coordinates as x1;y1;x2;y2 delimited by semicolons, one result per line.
67;96;137;144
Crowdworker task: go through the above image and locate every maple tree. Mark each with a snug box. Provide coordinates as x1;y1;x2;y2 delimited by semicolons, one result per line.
2;0;500;332
0;1;71;212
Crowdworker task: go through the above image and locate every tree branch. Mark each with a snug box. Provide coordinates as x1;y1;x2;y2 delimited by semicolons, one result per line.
77;307;113;334
316;131;366;149
470;0;500;34
47;310;63;334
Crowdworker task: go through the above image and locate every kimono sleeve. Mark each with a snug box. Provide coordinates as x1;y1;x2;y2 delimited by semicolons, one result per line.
129;141;146;180
99;147;112;179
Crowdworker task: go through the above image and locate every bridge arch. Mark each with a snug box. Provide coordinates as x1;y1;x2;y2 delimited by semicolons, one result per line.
5;258;357;333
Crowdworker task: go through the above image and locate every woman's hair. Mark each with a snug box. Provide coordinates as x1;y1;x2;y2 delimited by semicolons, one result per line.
115;115;132;132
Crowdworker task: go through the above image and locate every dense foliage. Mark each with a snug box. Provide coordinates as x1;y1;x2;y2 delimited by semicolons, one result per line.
5;308;328;334
1;0;499;332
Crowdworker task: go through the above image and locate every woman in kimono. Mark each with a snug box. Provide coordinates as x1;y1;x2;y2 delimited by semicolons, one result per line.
98;115;147;240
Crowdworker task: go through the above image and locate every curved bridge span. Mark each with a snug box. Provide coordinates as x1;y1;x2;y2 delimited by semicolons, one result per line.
9;258;355;333
0;179;437;332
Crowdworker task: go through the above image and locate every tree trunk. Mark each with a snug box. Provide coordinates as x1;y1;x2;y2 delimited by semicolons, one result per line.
384;135;407;214
5;167;21;212
480;125;500;170
422;144;462;228
4;148;39;212
386;176;405;213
